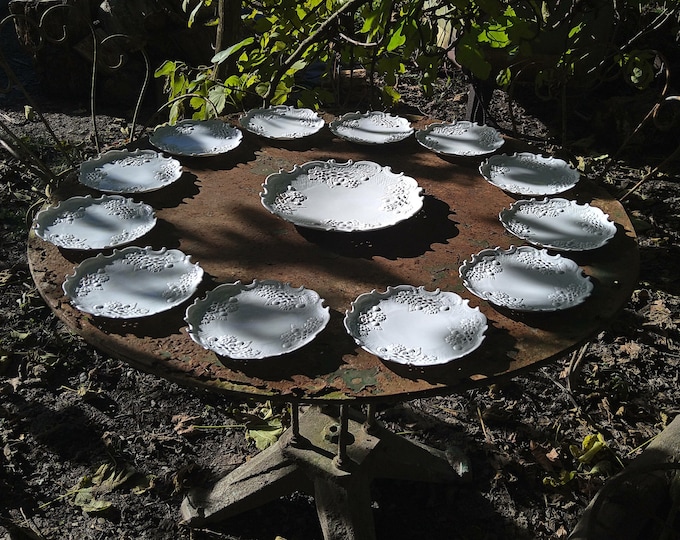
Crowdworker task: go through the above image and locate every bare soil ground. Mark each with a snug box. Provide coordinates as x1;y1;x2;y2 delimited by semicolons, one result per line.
2;17;680;540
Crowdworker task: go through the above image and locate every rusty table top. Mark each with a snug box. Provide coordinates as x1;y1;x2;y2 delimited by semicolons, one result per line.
28;116;639;404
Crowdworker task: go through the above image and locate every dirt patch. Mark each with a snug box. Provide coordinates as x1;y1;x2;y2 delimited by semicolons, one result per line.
2;17;680;540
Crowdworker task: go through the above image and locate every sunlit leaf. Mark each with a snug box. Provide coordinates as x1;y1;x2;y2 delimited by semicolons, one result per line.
154;60;176;78
386;21;407;52
211;37;255;65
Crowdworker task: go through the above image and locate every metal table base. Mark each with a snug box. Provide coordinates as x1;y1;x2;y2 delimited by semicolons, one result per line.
181;405;468;540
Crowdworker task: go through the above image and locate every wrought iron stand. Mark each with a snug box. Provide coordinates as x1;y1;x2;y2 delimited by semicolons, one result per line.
181;404;469;540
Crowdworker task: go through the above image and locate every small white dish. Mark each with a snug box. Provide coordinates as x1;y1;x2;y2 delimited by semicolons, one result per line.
79;149;182;193
185;279;330;359
459;245;593;312
344;285;488;366
240;105;324;139
261;159;423;232
149;119;243;157
415;121;504;157
499;198;617;251
63;246;203;318
328;111;413;144
479;152;580;196
33;195;156;250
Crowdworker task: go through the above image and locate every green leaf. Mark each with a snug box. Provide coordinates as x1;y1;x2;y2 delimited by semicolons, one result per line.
496;66;512;88
169;101;182;124
542;469;576;487
386;21;407;52
382;85;401;105
568;22;583;39
456;42;492;80
187;1;203;28
211;37;255;65
154;60;176;78
255;82;270;98
207;85;227;114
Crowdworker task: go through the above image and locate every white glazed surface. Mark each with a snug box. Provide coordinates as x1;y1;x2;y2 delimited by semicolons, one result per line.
149;119;243;156
499;198;617;251
63;247;203;318
415;121;504;157
78;149;182;193
240;106;324;139
33;195;156;250
459;245;593;311
185;280;330;359
328;111;413;144
344;285;488;366
479;152;580;195
261;159;423;231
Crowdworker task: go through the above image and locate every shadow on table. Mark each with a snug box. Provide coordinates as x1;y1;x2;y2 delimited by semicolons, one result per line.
296;194;459;260
211;308;355;384
378;321;517;390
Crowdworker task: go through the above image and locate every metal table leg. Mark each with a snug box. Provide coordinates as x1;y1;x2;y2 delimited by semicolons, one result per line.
181;405;468;540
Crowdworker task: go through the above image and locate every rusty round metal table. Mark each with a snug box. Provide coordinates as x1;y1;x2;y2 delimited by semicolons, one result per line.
28;115;639;538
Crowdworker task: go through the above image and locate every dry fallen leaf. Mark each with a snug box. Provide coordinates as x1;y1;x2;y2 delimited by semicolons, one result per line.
172;414;201;436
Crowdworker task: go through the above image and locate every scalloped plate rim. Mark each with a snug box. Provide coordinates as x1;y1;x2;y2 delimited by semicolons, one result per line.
479;152;581;196
239;105;324;140
184;279;330;360
62;246;203;318
459;245;594;312
78;148;183;193
343;284;488;366
148;119;243;157
260;158;424;232
499;197;617;251
33;194;157;250
328;111;414;145
415;121;505;157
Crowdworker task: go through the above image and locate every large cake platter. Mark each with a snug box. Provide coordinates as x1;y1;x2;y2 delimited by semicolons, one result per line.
185;280;330;359
343;285;488;366
149;119;243;157
261;159;423;232
33;195;156;250
240;106;324;140
328;111;413;144
79;149;183;193
415;121;504;157
479;152;580;196
499;198;617;251
459;245;593;312
62;246;204;318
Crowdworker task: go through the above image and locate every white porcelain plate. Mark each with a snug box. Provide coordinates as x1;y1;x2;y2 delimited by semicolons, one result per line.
79;149;183;193
185;280;330;359
33;195;156;250
459;246;593;312
63;246;203;318
499;198;617;251
240;106;324;140
329;111;413;144
149;119;243;157
415;121;504;157
261;159;423;232
344;285;488;366
479;152;580;195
